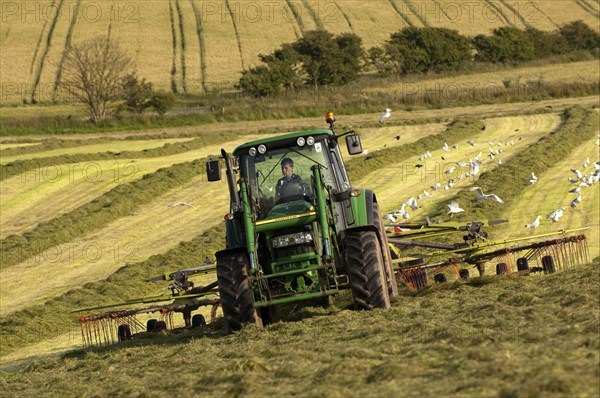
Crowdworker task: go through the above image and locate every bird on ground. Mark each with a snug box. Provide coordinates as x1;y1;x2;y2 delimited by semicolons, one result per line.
568;177;578;184
571;169;583;180
467;140;476;146
451;144;459;149
498;159;503;166
447;200;464;216
395;135;400;140
393;204;409;219
445;166;456;174
571;192;582;208
423;190;431;197
442;142;450;152
529;172;538;185
379;108;391;124
546;207;565;222
525;215;541;228
384;213;397;223
568;186;581;193
415;163;424;168
469;187;504;203
406;197;419;210
168;202;196;209
583;157;590;168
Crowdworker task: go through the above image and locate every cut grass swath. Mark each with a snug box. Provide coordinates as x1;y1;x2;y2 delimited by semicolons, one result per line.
168;0;179;93
0;159;208;268
285;0;306;35
334;2;354;33
191;0;208;92
388;0;413;27
225;0;245;70
301;0;325;30
52;0;81;100
0;224;225;356
175;0;188;93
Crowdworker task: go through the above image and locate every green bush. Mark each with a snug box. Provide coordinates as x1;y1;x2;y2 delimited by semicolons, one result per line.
473;27;535;65
149;91;176;116
122;73;154;114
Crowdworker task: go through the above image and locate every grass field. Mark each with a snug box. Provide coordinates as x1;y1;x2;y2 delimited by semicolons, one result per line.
1;259;598;396
0;102;598;396
1;0;598;104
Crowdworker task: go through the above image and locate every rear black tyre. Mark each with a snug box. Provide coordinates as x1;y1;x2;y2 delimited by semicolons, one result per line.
345;230;391;310
191;314;207;328
153;320;167;331
216;249;262;332
459;269;470;280
372;203;399;299
434;273;447;283
496;263;509;275
542;255;556;274
517;257;529;272
117;324;132;342
146;319;157;332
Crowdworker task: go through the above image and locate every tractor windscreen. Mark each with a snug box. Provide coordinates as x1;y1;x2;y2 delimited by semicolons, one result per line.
242;141;329;219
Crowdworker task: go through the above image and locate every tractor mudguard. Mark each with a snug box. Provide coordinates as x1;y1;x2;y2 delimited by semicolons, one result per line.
215;246;248;264
349;188;375;227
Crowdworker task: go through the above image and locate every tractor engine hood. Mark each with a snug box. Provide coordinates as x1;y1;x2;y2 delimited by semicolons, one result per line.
255;200;317;233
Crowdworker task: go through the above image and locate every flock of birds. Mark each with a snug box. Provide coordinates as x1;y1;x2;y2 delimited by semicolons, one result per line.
525;156;599;228
383;134;515;223
379;108;599;229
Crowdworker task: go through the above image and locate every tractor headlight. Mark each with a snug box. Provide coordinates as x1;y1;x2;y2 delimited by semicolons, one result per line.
249;147;257;156
306;136;315;145
272;232;313;248
297;137;306;146
258;144;267;154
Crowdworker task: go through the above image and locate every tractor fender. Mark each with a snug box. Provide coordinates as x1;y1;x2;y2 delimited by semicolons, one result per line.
349;188;375;227
215;246;248;264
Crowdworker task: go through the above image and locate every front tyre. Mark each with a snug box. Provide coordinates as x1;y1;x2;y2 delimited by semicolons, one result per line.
345;230;391;310
216;250;263;333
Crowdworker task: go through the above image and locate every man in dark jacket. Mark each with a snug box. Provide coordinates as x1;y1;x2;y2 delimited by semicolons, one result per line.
276;158;310;201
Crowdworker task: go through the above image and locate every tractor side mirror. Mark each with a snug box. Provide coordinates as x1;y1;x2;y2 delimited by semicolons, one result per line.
206;159;221;181
345;134;363;155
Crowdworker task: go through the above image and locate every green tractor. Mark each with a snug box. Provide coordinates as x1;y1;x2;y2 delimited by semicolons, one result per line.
206;113;398;331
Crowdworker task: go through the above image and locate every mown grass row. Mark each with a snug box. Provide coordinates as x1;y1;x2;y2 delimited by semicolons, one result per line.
346;117;485;181
428;106;599;222
2;257;598;396
0;132;240;181
0;133;180;157
0;158;211;268
0;224;225;355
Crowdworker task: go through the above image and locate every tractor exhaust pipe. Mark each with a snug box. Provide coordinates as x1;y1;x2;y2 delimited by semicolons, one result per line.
221;149;241;212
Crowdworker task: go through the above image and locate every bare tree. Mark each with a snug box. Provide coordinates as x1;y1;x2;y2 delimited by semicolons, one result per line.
61;36;131;123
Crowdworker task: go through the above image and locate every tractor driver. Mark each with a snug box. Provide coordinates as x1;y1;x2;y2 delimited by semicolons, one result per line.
275;158;311;202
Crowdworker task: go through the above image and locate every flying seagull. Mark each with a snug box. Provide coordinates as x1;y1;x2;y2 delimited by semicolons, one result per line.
447;200;464;217
168;202;196;209
468;187;504;203
525;215;541;228
379;108;391;124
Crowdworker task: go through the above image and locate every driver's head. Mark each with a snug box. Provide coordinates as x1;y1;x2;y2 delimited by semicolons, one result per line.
281;158;294;179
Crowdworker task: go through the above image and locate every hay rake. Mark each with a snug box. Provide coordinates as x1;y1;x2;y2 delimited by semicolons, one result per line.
385;219;591;291
72;263;220;346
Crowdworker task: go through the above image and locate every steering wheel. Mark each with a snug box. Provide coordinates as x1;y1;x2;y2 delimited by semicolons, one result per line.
277;181;310;204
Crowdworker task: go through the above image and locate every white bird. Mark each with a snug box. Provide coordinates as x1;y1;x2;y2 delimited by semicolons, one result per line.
570;192;582;208
444;185;449;191
568;177;578;184
469;187;504;203
510;139;514;145
529;172;538;185
378;108;391;124
405;197;419;210
488;141;494;146
445;166;456;174
168;202;196;209
498;159;503;166
583;157;590;168
426;151;432;158
423;190;431;197
571;169;583;180
474;152;482;161
447;200;464;216
442;142;450;152
384;213;397;222
546;207;565;222
525;215;541;228
568;186;581;193
467;140;476;147
451;144;459;149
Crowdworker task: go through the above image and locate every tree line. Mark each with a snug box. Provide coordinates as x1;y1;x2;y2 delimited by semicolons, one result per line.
238;20;600;98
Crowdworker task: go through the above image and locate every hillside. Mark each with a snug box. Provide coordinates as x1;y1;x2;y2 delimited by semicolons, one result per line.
1;258;598;397
1;0;599;104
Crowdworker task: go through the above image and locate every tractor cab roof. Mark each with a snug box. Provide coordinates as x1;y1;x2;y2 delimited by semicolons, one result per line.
233;129;334;156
